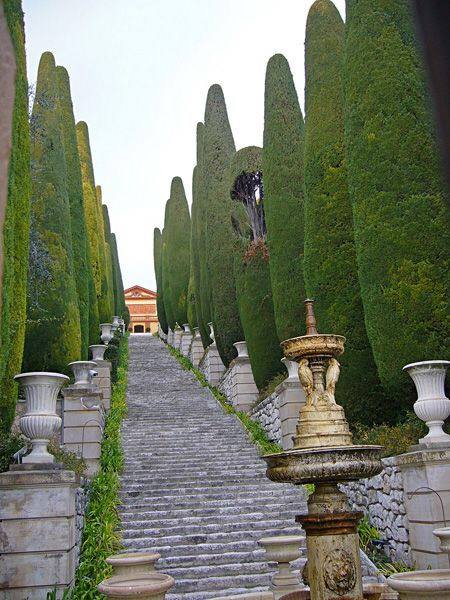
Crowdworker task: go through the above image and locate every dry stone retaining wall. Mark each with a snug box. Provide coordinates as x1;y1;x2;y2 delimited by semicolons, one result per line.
250;392;281;445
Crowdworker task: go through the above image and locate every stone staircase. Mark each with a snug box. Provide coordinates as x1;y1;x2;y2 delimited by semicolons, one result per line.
119;335;307;599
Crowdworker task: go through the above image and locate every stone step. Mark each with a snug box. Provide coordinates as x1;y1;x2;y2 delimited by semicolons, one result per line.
162;572;272;595
166;586;268;600
119;480;289;495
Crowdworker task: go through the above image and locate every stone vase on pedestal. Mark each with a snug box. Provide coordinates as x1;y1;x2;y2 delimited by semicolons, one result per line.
282;357;299;382
98;573;175;600
69;361;98;388
90;344;107;361
100;323;113;344
111;316;120;333
172;325;183;349
180;324;193;357
106;552;161;577
403;360;450;446
15;372;69;463
189;327;204;367
258;535;305;599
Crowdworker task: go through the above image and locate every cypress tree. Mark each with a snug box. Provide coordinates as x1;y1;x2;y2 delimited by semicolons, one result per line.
153;227;168;334
23;51;81;373
76;121;101;335
96;186;114;322
162;177;190;328
110;233;126;318
344;0;450;407
304;0;384;424
56;65;90;358
161;201;175;330
204;84;244;366
263;54;306;342
101;202;116;318
232;147;282;390
0;0;31;431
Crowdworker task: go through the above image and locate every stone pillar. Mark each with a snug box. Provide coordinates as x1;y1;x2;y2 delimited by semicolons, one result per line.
199;343;225;386
225;342;258;413
62;386;104;478
278;384;306;451
189;327;204;367
172;325;183;350
167;328;174;346
180;324;193;357
397;447;450;569
0;467;79;598
93;359;112;412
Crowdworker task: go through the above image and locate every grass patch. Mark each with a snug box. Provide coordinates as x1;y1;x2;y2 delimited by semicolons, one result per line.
358;515;412;576
71;334;129;598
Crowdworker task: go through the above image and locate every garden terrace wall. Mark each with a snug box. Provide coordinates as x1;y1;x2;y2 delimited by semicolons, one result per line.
250;392;281;445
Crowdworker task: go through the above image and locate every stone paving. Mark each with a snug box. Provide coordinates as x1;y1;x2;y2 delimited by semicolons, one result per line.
119;334;307;599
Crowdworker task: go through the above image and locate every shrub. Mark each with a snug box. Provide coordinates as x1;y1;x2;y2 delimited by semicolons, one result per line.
23;52;81;374
95;186;114;322
303;0;385;424
344;0;450;409
56;65;91;359
101;203;116;319
352;413;426;457
0;0;31;432
263;54;306;342
0;431;25;473
153;227;168;333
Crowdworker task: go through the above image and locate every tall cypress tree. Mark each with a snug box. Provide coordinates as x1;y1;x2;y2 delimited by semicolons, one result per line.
161;200;175;330
204;84;244;366
96;186;114;322
0;0;31;431
263;54;306;342
232;147;282;390
304;0;384;424
162;177;190;328
111;233;126;318
344;0;450;407
101;202;116;317
23;51;81;373
56;65;91;358
153;227;168;334
76;121;101;336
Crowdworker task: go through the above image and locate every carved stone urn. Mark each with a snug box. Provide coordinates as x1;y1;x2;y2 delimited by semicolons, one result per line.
90;344;107;361
433;527;450;553
258;535;305;599
100;323;113;344
69;361;98;388
387;569;450;599
98;573;174;600
106;552;161;577
281;357;299;382
403;360;450;446
111;316;120;333
207;322;215;344
234;341;249;359
193;327;201;339
15;372;69;463
183;323;191;334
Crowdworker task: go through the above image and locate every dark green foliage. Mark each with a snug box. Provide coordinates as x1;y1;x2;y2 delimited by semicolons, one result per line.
23;52;81;373
0;1;31;432
203;84;243;367
303;0;384;424
76;121;101;334
162;178;190;329
263;54;306;342
101;202;116;319
230;147;282;390
234;239;283;391
344;0;450;406
191;123;211;347
87;250;100;345
186;260;197;332
110;233;126;318
153;227;168;333
56;65;91;359
0;431;24;472
96;186;114;322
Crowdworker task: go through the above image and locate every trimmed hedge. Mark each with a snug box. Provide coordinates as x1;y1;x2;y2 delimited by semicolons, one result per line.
96;186;114;322
186;259;197;332
153;227;168;334
232;146;282;390
110;233;126;318
263;54;306;342
203;84;242;366
162;178;190;329
303;0;384;424
344;0;450;408
23;52;81;373
76;121;101;337
101;203;116;319
56;65;91;359
0;0;31;432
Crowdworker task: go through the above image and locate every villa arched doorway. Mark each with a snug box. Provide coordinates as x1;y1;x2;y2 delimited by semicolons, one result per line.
133;324;144;333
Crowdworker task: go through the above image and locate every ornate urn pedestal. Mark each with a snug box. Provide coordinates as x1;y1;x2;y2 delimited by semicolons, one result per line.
69;361;98;388
111;316;120;334
90;344;107;361
264;301;383;600
100;323;113;344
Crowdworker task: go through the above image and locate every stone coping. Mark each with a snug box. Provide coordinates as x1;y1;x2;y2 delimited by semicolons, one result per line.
396;447;450;467
0;467;79;486
62;387;103;398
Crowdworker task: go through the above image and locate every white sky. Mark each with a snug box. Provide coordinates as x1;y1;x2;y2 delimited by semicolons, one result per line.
23;0;345;290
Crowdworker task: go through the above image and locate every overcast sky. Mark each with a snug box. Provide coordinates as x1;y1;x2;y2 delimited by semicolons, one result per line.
23;0;345;290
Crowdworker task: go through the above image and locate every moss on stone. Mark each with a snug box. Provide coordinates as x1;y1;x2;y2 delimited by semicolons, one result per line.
23;51;81;373
344;0;450;407
0;0;31;431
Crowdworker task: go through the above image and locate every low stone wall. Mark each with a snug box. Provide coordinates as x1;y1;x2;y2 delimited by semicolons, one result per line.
250;392;281;445
218;364;233;399
340;456;411;564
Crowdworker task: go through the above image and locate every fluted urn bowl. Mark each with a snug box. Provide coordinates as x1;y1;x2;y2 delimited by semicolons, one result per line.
106;552;161;577
387;569;450;599
258;535;305;564
98;573;175;599
281;334;345;361
264;445;383;485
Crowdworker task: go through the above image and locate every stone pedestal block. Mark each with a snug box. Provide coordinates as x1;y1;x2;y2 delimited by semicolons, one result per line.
277;380;306;450
227;358;259;413
189;330;204;367
180;332;193;357
93;359;111;412
0;467;79;598
397;447;450;569
62;386;104;477
167;328;174;346
199;343;225;386
172;326;183;350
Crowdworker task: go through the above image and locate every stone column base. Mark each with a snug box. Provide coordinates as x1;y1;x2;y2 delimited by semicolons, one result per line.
228;358;258;413
277;380;306;450
199;343;225;386
180;332;193;357
172;327;183;349
93;359;111;412
0;466;79;598
397;446;450;569
189;336;204;367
